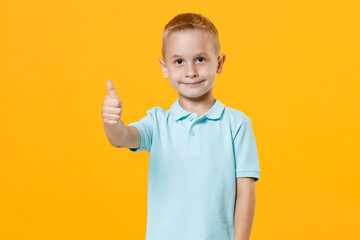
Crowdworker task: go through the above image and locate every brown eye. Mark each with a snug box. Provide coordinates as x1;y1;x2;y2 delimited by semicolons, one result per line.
197;57;205;63
175;59;183;64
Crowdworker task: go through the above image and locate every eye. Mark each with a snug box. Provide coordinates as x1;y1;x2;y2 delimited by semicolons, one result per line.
196;57;205;63
175;59;183;65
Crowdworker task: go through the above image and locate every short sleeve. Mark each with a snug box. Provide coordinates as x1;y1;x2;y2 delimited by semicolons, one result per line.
127;108;156;153
234;118;261;182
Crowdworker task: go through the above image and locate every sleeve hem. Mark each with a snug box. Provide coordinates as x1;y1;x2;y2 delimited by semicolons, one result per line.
128;123;144;152
236;171;260;182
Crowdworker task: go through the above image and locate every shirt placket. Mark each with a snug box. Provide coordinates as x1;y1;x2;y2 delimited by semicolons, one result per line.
186;113;201;154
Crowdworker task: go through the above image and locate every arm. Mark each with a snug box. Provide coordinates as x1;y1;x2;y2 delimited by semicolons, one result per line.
233;177;256;240
103;121;140;148
102;80;140;149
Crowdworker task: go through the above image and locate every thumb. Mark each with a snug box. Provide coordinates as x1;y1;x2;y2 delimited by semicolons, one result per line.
106;80;118;98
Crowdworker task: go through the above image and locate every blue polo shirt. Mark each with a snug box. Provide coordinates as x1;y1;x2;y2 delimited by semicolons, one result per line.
128;98;260;240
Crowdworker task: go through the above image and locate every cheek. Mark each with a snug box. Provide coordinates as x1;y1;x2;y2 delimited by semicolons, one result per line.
201;66;215;77
168;68;179;76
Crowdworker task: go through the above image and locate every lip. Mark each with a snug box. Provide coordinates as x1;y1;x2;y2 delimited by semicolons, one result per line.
183;80;204;86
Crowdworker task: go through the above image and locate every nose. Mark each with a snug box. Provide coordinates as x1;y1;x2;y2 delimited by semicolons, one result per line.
185;63;198;78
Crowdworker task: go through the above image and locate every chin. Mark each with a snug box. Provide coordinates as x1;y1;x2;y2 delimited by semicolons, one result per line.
181;92;209;99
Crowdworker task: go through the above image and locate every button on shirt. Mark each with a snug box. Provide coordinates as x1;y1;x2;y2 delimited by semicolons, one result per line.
128;98;260;240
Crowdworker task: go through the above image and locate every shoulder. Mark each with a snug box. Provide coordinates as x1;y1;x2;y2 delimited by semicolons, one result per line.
146;106;166;114
144;106;168;121
223;105;252;125
222;105;254;140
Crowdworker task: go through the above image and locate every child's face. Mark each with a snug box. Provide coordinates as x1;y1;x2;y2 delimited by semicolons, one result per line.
159;29;226;101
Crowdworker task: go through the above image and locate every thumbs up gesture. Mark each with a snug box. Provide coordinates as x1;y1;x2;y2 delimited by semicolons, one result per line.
102;80;123;125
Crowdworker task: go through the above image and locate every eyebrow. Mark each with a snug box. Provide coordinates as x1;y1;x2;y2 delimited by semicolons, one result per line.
170;52;209;59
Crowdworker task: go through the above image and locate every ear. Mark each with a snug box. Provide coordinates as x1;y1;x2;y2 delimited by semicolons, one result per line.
216;54;226;74
159;58;169;79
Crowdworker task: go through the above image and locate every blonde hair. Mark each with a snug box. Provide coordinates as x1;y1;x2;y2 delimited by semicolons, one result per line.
161;13;221;60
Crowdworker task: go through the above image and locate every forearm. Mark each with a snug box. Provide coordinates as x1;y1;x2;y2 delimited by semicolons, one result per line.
233;193;256;240
103;120;129;147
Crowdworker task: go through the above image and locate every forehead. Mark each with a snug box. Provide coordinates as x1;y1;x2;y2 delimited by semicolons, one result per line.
165;29;215;58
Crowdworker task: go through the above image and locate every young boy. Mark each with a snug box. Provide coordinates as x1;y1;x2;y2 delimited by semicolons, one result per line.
102;12;260;240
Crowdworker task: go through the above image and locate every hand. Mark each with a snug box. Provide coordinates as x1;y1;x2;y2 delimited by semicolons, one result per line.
102;80;123;125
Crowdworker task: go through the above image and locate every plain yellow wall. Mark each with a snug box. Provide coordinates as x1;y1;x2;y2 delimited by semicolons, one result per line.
1;0;359;239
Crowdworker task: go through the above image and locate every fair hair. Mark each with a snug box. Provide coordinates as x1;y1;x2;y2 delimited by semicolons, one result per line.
161;13;221;60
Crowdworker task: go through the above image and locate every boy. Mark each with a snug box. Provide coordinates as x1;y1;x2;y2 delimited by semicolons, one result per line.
102;13;260;240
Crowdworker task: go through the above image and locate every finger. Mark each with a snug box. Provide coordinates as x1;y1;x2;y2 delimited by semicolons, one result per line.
105;97;122;108
104;105;122;115
106;80;119;98
103;113;121;120
103;120;119;125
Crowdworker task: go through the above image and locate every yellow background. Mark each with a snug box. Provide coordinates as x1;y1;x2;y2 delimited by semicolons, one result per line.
1;0;359;239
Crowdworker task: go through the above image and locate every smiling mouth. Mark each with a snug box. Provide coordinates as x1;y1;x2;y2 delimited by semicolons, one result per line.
183;80;204;86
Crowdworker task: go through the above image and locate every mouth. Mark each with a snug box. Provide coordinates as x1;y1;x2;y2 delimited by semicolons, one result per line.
182;80;204;86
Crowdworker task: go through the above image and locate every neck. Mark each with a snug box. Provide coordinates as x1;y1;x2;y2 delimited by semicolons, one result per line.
178;94;216;117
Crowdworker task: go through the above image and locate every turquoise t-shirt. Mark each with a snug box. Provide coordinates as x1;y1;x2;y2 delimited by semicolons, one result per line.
128;98;260;240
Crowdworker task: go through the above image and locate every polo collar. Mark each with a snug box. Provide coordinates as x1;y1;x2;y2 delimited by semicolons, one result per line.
169;98;225;121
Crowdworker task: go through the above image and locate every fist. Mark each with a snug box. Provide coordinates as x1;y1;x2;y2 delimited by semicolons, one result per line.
102;80;123;125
